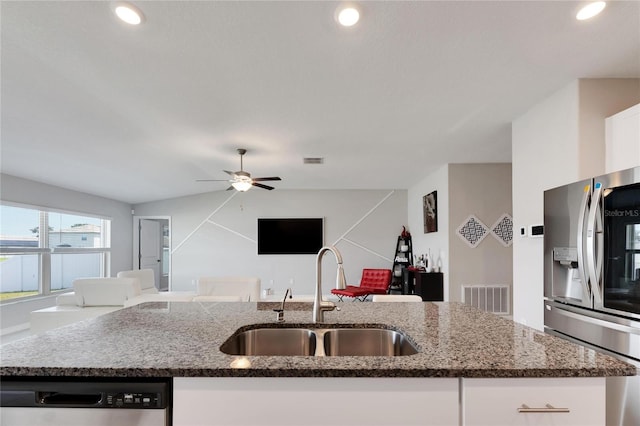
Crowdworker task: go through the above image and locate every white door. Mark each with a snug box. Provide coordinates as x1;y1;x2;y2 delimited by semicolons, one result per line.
139;219;161;290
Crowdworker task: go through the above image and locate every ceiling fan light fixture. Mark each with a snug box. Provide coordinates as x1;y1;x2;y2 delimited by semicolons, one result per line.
336;5;360;27
196;148;280;191
114;2;145;25
576;1;606;20
231;181;252;192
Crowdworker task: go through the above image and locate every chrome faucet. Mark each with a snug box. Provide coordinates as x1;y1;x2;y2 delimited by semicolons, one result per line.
313;246;347;323
274;288;292;322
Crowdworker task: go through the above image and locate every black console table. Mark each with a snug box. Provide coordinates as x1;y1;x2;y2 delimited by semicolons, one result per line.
402;270;444;301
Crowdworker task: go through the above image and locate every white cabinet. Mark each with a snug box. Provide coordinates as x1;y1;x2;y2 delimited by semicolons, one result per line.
462;377;605;426
173;377;459;426
173;376;607;426
606;103;640;173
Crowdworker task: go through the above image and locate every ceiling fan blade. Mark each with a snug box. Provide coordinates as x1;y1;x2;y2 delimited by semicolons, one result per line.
252;182;275;190
252;177;281;182
196;179;230;182
226;186;235;191
223;170;236;176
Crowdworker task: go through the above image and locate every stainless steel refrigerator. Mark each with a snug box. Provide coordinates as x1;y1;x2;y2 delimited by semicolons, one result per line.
544;166;640;426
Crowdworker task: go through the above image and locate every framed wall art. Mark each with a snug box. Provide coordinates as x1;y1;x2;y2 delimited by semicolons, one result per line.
423;191;438;233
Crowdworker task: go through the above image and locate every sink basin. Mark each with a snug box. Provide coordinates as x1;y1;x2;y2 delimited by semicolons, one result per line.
220;326;419;357
322;328;418;356
220;328;317;356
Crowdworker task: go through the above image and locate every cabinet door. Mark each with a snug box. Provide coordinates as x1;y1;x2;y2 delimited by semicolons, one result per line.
463;377;605;426
606;103;640;173
174;377;459;426
415;273;444;301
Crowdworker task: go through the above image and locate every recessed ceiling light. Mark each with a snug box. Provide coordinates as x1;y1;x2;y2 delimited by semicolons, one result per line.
337;6;360;27
114;2;144;25
576;1;606;21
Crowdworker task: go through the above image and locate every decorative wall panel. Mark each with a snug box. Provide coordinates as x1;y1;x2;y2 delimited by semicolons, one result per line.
456;215;488;248
490;214;513;247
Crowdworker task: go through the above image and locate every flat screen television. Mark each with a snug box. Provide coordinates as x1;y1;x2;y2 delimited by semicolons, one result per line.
257;218;324;255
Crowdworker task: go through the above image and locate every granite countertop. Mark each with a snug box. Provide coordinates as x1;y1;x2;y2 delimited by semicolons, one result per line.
0;301;636;379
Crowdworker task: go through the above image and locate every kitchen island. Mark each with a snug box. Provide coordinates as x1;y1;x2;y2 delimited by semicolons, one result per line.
1;301;636;425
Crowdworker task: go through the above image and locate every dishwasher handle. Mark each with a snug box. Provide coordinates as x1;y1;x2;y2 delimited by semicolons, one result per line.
38;392;103;406
1;390;102;407
2;380;169;409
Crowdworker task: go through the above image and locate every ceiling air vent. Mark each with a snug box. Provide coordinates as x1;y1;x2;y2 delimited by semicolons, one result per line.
303;157;324;165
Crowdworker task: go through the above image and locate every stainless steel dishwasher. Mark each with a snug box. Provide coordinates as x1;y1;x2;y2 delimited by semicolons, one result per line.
0;378;171;426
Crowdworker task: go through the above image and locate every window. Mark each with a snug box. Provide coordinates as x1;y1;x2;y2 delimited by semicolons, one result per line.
162;224;170;277
626;224;640;280
0;204;111;302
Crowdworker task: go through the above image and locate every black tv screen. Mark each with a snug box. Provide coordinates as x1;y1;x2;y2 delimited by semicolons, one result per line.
257;218;324;255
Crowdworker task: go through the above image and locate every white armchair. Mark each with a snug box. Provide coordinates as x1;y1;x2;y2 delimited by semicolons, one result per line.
117;269;158;294
195;276;261;302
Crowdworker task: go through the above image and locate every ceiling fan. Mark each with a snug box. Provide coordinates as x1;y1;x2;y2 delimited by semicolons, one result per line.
196;148;282;191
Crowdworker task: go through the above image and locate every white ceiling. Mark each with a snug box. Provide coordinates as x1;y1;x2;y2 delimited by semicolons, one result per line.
2;1;639;204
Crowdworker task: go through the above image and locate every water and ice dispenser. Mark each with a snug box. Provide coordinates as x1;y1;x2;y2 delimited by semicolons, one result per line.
552;247;585;301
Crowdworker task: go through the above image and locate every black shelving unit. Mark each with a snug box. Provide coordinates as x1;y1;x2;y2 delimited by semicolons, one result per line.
390;235;412;293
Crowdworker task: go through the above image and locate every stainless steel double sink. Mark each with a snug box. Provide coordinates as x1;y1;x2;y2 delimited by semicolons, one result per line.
220;326;419;356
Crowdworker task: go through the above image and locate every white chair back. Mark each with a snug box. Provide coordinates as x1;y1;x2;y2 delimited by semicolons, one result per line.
196;276;261;302
372;294;423;302
117;269;158;294
73;277;141;306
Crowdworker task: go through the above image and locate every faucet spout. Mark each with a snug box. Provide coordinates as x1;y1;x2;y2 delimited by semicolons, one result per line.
281;288;292;311
274;288;292;322
313;246;345;323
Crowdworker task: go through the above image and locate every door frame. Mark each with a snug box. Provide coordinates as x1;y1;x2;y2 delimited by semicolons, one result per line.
133;215;172;291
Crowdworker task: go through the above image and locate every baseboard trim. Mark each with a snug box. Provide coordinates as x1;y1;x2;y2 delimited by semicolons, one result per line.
1;322;30;336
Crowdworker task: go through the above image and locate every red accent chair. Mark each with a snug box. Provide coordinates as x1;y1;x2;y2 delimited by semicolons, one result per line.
331;269;392;301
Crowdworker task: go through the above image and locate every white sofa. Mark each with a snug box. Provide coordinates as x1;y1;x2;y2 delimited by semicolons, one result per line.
121;274;260;304
30;274;261;333
53;270;157;306
118;269;196;306
30;277;142;333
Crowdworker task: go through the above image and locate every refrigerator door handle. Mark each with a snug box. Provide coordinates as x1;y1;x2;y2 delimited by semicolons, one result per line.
586;183;604;305
576;184;592;302
546;302;640;336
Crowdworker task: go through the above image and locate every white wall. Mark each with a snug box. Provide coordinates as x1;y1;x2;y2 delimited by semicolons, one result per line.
408;165;450;299
133;189;407;296
512;82;579;328
512;78;640;330
0;174;133;332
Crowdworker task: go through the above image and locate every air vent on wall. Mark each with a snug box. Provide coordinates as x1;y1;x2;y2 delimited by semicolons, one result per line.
303;157;324;164
462;285;510;315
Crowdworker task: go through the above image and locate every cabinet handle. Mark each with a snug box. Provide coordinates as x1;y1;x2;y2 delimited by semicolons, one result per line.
518;404;570;413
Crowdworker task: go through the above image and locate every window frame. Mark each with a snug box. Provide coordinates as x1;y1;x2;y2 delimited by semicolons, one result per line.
0;202;111;303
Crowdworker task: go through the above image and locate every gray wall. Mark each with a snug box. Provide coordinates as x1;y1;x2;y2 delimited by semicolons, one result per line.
408;163;512;306
133;189;407;296
448;164;513;304
0;174;133;331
